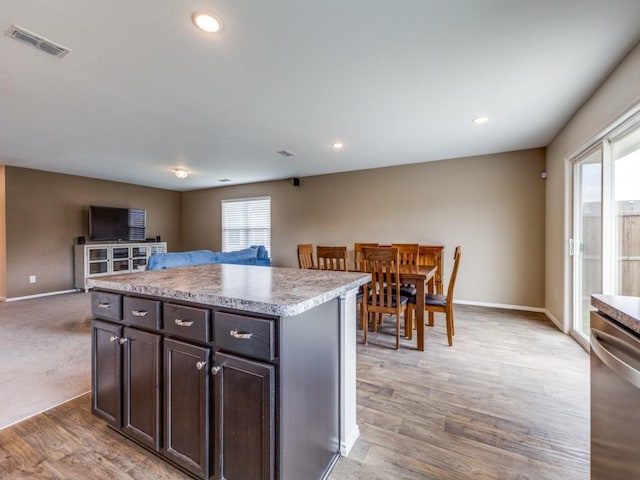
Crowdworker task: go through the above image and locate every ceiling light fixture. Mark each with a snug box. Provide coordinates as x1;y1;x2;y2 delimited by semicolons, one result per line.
472;116;490;125
193;12;223;33
173;168;189;179
331;142;344;149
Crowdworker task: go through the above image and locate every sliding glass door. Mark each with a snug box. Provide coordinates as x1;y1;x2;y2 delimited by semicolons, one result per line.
571;118;640;343
572;148;602;342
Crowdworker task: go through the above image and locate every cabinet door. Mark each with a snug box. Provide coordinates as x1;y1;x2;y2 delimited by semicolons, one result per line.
122;327;161;451
91;320;122;427
88;247;109;275
213;352;275;480
163;338;211;478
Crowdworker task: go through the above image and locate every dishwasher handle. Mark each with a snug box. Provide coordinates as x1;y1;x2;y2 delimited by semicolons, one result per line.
591;328;640;389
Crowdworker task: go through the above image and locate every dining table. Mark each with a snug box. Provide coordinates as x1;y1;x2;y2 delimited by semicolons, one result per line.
397;264;437;351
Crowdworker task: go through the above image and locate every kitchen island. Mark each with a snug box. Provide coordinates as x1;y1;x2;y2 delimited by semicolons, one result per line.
88;263;369;480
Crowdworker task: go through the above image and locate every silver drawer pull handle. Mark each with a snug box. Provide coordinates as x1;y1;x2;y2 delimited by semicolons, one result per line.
97;303;111;309
118;337;128;345
196;361;207;370
175;319;193;327
211;366;222;375
109;335;118;343
131;309;148;317
230;329;253;340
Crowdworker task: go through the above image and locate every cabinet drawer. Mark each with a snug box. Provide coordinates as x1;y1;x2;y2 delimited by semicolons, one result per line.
92;291;122;321
123;297;161;330
163;303;211;342
215;312;275;362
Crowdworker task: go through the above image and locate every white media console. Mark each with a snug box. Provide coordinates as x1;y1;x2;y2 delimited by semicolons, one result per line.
74;242;167;292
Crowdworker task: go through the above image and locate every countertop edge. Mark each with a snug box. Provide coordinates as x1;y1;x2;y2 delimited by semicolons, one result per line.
88;273;369;317
591;294;640;335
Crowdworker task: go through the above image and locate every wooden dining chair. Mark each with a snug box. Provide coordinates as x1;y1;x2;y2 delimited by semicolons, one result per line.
391;243;420;297
361;247;409;350
353;242;378;272
317;246;348;271
418;245;444;295
418;245;444;326
352;243;378;330
408;246;461;346
297;244;315;269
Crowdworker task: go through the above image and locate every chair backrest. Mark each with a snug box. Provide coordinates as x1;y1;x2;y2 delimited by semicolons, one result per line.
418;245;444;293
447;246;462;301
317;246;348;271
362;247;400;309
353;242;378;272
297;244;315;269
391;243;420;266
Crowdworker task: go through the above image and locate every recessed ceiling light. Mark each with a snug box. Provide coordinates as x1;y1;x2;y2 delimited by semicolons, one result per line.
331;142;344;149
472;116;490;124
192;12;223;33
173;168;188;179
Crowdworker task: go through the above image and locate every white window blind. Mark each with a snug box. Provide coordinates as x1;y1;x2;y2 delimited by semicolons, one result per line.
221;197;271;254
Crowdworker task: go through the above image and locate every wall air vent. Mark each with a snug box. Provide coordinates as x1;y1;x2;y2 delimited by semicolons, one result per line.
5;24;71;58
277;150;296;157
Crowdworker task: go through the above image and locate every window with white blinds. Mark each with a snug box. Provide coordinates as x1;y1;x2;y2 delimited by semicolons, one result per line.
221;197;271;254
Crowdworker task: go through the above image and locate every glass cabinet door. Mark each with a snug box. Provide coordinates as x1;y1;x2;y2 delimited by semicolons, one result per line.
112;247;130;272
88;247;109;274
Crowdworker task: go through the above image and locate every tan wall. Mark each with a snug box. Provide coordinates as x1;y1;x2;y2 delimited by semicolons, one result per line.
0;166;6;299
546;40;640;326
5;167;183;298
184;148;546;308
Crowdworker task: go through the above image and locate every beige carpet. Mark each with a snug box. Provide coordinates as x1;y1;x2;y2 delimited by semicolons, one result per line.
0;292;91;430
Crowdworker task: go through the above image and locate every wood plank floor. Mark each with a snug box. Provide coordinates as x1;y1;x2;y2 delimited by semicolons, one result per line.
0;305;589;479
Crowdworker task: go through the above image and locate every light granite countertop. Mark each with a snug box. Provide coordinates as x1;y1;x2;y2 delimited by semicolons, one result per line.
592;294;640;335
87;263;370;317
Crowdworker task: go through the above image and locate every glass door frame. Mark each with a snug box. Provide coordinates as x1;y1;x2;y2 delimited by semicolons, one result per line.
570;146;602;348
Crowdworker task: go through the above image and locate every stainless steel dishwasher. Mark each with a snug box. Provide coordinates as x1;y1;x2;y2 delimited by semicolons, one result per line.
591;307;640;479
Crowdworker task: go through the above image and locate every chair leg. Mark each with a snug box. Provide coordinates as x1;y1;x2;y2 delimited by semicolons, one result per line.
428;311;434;327
363;310;369;345
451;306;455;336
445;310;453;347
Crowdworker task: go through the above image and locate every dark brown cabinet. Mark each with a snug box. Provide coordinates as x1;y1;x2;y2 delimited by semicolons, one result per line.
122;327;161;451
91;319;122;427
163;338;211;478
91;320;161;450
213;352;275;480
91;290;341;480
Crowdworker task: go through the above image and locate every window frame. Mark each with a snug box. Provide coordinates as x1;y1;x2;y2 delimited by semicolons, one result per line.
221;196;271;254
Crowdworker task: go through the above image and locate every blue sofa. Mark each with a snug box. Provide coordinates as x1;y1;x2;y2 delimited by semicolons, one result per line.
146;245;270;270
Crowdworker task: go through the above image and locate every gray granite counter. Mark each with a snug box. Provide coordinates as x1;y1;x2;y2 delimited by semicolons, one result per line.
592;294;640;335
87;263;370;317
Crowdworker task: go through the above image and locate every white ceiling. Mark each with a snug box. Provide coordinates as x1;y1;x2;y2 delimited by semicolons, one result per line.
2;1;640;191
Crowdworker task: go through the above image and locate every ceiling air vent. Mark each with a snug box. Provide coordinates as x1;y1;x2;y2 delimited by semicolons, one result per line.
277;150;296;157
5;24;71;58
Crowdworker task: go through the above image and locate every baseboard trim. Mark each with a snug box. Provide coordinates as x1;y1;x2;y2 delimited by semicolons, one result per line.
455;299;546;313
6;289;79;302
340;424;360;456
543;309;565;333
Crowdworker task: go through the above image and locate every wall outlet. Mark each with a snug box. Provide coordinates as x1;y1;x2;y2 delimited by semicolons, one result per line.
29;275;36;284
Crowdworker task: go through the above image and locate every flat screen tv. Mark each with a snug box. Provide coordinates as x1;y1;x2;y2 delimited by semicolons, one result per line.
89;206;146;242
